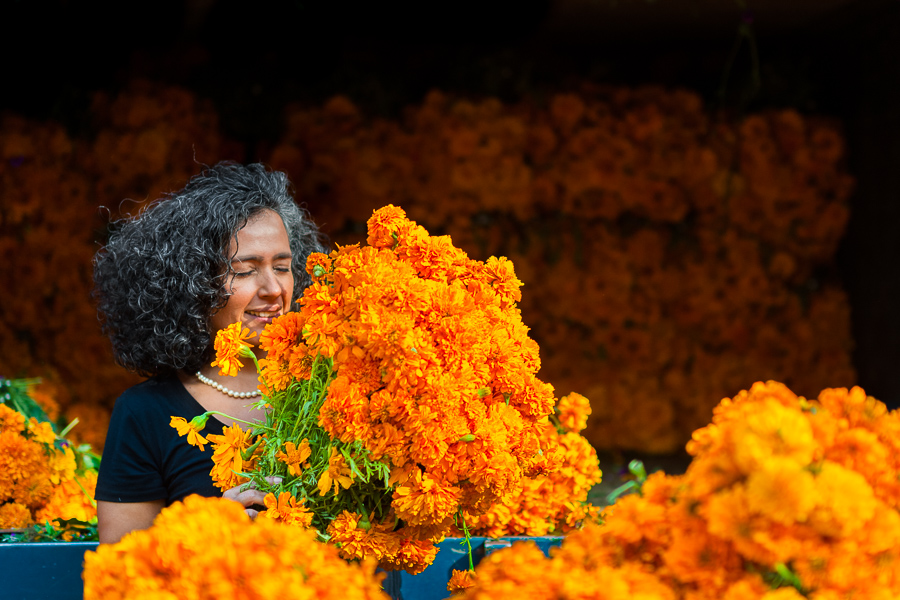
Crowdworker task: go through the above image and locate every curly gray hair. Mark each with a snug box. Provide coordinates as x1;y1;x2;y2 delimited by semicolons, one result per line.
93;162;328;377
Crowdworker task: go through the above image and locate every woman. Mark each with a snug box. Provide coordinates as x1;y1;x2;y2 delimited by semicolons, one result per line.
92;162;327;543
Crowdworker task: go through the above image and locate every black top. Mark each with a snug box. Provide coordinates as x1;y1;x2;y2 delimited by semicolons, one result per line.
95;375;226;504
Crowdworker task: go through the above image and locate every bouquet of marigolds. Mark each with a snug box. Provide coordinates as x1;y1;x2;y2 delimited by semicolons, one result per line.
174;205;599;574
83;494;389;600
0;377;99;541
450;382;900;599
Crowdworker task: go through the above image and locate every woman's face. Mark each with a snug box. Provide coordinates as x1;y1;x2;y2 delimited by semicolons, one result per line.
209;209;294;347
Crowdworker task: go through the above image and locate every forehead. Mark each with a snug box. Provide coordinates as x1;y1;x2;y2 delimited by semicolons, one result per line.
229;209;291;256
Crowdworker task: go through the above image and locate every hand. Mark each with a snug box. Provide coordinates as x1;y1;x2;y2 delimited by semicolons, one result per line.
222;476;282;519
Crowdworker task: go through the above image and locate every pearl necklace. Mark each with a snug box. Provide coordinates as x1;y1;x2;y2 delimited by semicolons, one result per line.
195;372;261;399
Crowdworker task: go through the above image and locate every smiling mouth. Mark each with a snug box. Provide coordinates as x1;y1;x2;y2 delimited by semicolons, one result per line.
247;310;281;319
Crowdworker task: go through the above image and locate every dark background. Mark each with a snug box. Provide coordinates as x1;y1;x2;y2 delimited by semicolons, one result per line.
3;0;899;406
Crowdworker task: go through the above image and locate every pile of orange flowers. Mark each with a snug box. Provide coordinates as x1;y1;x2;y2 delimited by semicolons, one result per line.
0;80;236;440
82;494;389;600
453;382;900;599
0;380;97;536
176;205;599;573
266;89;856;454
2;82;856;456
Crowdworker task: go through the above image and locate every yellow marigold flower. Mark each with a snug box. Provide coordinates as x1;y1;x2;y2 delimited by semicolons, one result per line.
27;418;56;445
210;322;257;377
169;415;209;451
275;440;311;477
258;491;314;528
47;444;77;485
316;446;354;496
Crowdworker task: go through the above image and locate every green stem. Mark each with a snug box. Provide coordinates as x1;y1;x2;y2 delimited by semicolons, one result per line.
206;410;273;430
458;510;475;571
58;418;79;439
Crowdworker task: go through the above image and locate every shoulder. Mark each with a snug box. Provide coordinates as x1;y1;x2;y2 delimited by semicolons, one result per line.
113;375;195;417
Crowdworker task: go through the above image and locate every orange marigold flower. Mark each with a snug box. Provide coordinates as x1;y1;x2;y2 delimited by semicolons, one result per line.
288;343;315;381
0;501;33;528
259;312;303;362
366;204;411;248
327;510;401;563
210;322;257;377
744;457;818;525
207;423;253;490
306;252;333;279
447;569;476;592
258;491;314;528
555;392;591;434
380;536;439;575
169;415;209;451
0;404;26;431
275;439;312;477
392;470;460;527
26;418;57;445
258;356;292;393
317;446;354;496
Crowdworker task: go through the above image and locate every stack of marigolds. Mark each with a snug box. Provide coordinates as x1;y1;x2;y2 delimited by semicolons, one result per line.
2;81;856;457
0;378;99;540
83;495;390;600
452;382;900;599
168;206;601;575
267;90;856;455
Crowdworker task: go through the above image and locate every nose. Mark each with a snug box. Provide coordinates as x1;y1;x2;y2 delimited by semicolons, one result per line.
258;268;285;299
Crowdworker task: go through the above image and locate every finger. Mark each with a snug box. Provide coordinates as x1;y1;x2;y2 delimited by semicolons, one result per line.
245;508;259;520
237;489;267;507
264;476;283;486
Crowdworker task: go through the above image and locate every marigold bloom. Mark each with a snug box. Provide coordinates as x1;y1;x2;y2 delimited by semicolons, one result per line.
275;440;312;477
207;423;254;490
169;416;209;451
392;470;460;527
317;446;354;496
447;569;476;593
258;491;314;528
210;322;257;377
555;392;592;434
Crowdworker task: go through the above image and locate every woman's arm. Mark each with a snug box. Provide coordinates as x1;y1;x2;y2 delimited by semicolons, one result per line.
97;499;165;544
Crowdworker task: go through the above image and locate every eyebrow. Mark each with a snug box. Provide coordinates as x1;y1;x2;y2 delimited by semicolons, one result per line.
231;252;293;263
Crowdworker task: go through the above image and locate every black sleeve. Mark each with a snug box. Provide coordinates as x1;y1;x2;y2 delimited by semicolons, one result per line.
95;387;168;502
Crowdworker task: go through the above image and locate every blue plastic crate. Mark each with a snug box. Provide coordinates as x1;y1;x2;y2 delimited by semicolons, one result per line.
0;541;98;600
383;536;563;600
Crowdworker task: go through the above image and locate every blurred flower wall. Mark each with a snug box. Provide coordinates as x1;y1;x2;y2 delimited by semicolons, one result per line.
0;80;855;455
